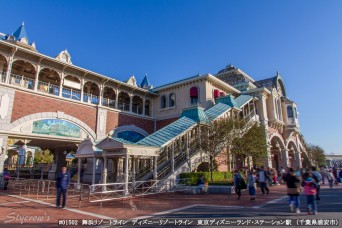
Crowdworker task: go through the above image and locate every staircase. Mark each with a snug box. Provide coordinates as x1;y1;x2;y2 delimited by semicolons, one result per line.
133;95;259;190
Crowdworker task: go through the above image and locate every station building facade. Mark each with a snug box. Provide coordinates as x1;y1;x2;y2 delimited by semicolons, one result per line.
0;23;310;184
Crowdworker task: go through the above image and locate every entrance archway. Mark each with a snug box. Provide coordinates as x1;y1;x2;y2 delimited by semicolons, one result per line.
270;134;286;170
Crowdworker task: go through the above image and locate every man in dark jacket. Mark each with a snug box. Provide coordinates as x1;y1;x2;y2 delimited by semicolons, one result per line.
311;166;322;200
286;167;301;213
56;167;70;208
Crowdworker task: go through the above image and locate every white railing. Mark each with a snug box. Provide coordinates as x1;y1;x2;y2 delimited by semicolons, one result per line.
62;87;81;101
83;93;99;105
9;73;34;90
118;102;130;111
172;178;192;194
102;98;116;108
0;72;6;83
132;105;143;114
38;81;60;96
88;180;167;207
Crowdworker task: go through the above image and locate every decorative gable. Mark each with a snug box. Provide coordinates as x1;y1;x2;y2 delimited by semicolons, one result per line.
56;50;72;64
126;75;137;87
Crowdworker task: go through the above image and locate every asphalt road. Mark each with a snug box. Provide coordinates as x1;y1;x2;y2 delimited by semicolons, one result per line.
132;186;342;228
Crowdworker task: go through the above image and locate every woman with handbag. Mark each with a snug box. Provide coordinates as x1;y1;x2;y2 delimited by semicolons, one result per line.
285;167;301;213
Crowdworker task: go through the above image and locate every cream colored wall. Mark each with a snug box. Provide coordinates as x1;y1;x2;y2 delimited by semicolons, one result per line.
266;88;285;122
152;79;234;119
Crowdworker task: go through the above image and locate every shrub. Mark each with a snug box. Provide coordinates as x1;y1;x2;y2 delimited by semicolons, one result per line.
179;171;234;186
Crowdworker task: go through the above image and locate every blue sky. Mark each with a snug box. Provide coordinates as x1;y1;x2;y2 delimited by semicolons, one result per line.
1;0;341;154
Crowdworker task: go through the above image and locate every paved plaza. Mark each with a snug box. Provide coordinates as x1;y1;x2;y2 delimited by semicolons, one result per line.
0;184;341;227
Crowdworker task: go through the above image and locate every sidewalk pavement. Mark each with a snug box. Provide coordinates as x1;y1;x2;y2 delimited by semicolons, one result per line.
1;183;341;226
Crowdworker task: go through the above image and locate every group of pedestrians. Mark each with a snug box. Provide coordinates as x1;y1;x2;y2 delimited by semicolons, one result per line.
285;166;320;215
233;165;272;201
319;166;341;188
285;165;341;215
233;165;341;215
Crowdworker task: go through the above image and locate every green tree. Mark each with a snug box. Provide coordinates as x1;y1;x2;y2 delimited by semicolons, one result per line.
197;118;245;181
307;144;326;167
231;123;268;168
34;149;54;164
198;122;225;182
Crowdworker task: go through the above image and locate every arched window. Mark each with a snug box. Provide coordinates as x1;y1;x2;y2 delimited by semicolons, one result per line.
169;93;175;107
160;95;166;109
287;106;294;118
190;87;198;105
213;89;220;99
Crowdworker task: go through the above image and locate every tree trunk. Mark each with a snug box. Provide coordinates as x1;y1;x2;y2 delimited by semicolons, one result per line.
227;147;231;172
210;155;213;182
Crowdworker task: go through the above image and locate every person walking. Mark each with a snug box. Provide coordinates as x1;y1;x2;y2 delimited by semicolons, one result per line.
339;169;342;184
258;166;269;194
280;167;286;184
196;175;207;194
333;167;339;185
302;172;318;215
311;167;322;200
233;170;243;200
285;167;301;213
247;171;256;200
2;168;10;190
327;170;335;188
56;167;70;209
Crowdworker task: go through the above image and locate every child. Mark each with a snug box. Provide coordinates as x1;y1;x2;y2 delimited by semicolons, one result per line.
247;171;256;200
302;172;318;215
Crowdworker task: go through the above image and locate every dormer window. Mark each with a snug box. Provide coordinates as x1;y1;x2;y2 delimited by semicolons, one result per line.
169;93;175;107
190;87;198;105
287;106;294;118
213;89;220;99
160;95;166;109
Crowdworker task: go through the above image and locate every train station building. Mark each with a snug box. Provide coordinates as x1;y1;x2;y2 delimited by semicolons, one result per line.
0;23;310;186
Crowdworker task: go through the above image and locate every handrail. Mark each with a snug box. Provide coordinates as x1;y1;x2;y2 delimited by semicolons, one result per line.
172;178;192;195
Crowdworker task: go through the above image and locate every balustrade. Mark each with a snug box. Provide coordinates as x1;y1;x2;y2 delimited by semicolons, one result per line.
9;73;34;90
38;81;59;96
1;72;149;116
62;87;81;101
102;98;116;108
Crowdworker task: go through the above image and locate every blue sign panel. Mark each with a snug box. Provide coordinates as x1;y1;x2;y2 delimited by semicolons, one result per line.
32;119;81;138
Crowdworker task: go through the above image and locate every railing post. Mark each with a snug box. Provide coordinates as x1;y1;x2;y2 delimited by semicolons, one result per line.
46;181;50;201
132;156;136;195
171;143;175;173
153;157;158;181
124;154;129;195
34;65;40;91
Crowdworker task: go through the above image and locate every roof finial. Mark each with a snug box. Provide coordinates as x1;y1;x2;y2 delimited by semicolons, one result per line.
276;70;279;76
22;21;25;26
